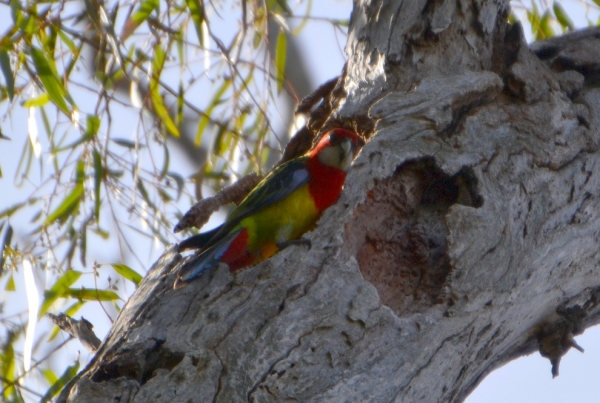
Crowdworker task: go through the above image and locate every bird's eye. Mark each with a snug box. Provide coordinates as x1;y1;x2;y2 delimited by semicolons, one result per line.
328;131;339;144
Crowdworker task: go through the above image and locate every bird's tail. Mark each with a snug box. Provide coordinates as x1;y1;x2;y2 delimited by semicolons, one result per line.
173;229;242;289
177;224;223;252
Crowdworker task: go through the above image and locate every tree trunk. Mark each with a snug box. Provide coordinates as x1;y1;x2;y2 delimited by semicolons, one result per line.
59;1;600;402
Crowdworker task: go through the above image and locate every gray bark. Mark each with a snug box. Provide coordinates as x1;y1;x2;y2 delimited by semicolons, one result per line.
60;1;600;402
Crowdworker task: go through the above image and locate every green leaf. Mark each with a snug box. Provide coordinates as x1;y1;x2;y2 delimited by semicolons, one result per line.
274;31;287;92
0;223;13;276
195;79;231;145
153;44;166;84
594;0;600;7
107;169;124;178
66;287;121;301
150;46;179;137
185;0;205;45
527;3;540;37
22;93;50;107
539;10;554;39
553;2;574;32
10;0;22;26
137;179;150;202
5;275;15;292
132;0;159;24
136;179;160;216
112;138;145;149
92;227;110;239
1;330;17;400
0;50;14;101
52;132;95;153
151;86;180;136
158;188;172;201
30;209;43;223
64;42;83;81
40;270;82;317
53;114;97;151
47;24;58;58
41;107;53;146
44;160;85;225
92;149;103;221
111;263;143;286
45;182;84;225
175;31;185;68
160;141;169;180
86;114;101;137
79;219;87;267
55;28;77;53
23;12;36;35
167;172;185;199
0;200;33;219
47;325;60;341
176;81;184;127
30;46;71;115
268;0;292;15
41;368;58;386
213;125;228;156
15;128;36;186
47;322;62;341
40;360;80;403
291;0;312;34
65;300;85;316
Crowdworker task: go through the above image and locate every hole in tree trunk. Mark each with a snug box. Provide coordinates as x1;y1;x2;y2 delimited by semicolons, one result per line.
344;158;482;316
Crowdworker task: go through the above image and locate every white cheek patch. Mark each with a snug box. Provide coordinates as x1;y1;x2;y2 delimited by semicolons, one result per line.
317;138;354;170
340;139;353;170
318;147;339;167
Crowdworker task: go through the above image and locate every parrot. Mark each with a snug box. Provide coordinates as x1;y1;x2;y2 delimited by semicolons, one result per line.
174;128;364;289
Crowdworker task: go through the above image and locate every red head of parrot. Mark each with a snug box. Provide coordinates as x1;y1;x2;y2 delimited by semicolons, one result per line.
174;128;364;289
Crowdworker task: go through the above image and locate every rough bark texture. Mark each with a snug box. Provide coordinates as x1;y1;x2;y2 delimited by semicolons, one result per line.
60;1;600;402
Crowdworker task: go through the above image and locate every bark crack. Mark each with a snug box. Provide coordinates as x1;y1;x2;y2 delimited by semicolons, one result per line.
392;330;463;401
212;349;226;403
246;327;319;402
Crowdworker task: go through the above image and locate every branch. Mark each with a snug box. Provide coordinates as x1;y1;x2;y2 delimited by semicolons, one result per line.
47;313;101;353
173;173;262;232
